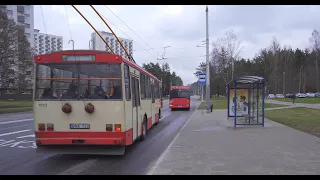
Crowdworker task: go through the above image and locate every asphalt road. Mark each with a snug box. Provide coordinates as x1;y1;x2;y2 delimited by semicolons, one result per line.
0;96;200;175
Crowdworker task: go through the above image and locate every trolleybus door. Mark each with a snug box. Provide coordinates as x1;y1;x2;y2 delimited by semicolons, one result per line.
131;77;140;140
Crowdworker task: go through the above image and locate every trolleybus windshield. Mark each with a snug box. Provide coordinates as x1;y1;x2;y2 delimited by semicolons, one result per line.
35;63;122;100
170;89;190;99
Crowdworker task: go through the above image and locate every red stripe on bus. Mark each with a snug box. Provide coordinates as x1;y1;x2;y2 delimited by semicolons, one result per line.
34;51;123;64
147;117;152;130
155;113;159;123
35;129;133;146
123;58;161;83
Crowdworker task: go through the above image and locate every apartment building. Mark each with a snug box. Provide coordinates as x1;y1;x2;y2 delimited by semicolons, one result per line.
91;31;133;59
34;29;63;55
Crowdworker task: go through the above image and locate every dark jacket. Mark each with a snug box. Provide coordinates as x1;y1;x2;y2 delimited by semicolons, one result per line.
87;93;104;99
61;91;78;99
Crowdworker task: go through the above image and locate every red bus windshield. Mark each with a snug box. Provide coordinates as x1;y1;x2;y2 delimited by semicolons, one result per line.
170;89;190;99
35;63;122;100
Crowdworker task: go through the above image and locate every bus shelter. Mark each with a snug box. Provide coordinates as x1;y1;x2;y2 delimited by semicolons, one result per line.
227;76;267;128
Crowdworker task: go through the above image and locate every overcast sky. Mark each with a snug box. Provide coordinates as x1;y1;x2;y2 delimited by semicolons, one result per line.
34;5;320;85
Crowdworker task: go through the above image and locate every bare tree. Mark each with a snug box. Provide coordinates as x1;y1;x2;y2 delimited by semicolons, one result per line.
211;30;242;94
0;11;33;90
225;30;243;79
268;37;281;93
309;29;320;92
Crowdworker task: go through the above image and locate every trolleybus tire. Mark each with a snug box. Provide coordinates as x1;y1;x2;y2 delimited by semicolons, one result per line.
140;117;147;141
187;108;190;111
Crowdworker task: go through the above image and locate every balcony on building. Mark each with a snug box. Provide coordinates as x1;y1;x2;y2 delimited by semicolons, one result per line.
0;5;7;9
17;6;24;13
17;15;25;23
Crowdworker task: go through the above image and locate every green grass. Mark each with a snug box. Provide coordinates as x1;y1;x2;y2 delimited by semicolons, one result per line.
197;97;286;110
275;98;320;104
265;107;320;138
0;100;33;108
0;100;33;114
0;107;33;114
198;97;228;110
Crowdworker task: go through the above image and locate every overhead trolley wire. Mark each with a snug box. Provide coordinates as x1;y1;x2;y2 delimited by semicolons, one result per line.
40;5;47;34
71;5;115;55
64;5;73;40
104;5;157;54
90;5;135;63
98;13;153;56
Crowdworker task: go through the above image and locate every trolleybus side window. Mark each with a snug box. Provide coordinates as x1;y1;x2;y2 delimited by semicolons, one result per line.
140;73;146;99
124;65;131;101
131;77;137;107
146;76;151;99
155;82;159;99
136;78;141;106
151;83;155;103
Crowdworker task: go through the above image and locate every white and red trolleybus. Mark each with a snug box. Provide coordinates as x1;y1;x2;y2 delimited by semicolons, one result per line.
169;86;191;110
33;50;163;155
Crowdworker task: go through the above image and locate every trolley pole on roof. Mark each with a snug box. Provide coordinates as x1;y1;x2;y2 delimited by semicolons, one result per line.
205;5;211;112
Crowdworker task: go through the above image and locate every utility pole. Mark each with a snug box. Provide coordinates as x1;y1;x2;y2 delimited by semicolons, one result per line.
201;85;204;102
283;71;286;95
205;5;211;112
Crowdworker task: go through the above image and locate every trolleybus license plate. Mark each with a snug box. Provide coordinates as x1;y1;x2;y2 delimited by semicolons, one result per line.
70;124;90;129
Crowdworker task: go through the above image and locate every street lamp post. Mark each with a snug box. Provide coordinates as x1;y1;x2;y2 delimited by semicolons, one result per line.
205;5;211;113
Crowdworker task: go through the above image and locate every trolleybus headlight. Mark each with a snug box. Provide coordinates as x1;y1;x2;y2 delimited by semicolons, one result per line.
85;103;95;114
62;103;72;114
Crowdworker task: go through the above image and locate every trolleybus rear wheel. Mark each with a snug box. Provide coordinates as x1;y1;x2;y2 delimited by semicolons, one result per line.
140;117;147;141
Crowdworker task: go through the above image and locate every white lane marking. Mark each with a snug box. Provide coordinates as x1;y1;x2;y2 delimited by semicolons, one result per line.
0;119;33;125
58;159;98;175
16;134;35;139
146;102;201;175
0;129;32;137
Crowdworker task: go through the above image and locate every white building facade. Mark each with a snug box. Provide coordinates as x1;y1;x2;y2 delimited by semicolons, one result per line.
33;29;63;55
0;5;35;48
91;31;133;59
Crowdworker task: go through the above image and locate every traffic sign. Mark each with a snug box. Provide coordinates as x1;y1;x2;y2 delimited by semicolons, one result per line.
198;73;206;85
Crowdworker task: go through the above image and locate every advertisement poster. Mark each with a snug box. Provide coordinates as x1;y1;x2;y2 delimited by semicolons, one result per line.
228;88;249;117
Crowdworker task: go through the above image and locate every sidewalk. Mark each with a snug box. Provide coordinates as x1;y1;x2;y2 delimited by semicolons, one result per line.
147;109;320;175
266;99;320;109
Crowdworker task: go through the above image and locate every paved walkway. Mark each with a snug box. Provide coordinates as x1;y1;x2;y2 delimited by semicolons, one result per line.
147;109;320;175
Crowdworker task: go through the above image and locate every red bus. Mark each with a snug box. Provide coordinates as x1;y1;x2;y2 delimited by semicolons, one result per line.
169;86;191;110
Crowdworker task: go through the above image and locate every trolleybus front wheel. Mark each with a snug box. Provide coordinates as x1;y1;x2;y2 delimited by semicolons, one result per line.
140;117;147;141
